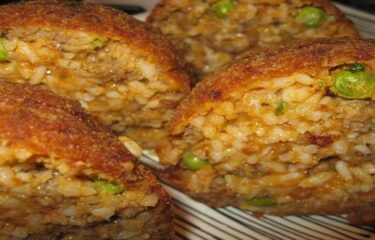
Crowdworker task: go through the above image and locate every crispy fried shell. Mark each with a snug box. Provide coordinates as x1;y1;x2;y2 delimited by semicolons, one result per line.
169;37;375;134
0;0;190;90
0;81;166;194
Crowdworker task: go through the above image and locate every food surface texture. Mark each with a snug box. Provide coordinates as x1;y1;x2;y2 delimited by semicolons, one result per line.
157;38;375;223
148;0;359;78
0;1;191;147
0;82;173;239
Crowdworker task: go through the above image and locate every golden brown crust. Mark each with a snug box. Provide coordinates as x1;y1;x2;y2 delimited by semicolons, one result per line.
158;169;375;222
0;81;163;194
169;37;375;134
0;82;174;237
0;0;190;91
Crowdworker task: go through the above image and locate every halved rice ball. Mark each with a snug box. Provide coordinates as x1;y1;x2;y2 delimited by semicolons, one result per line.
148;0;359;78
0;1;191;147
0;81;173;239
157;37;375;224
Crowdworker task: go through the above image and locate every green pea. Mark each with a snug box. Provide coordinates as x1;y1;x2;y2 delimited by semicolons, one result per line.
317;80;325;88
95;179;124;194
296;6;333;28
348;63;365;73
64;1;81;6
91;38;109;49
211;0;235;18
275;100;286;116
333;69;375;99
0;38;7;62
247;198;277;207
183;152;208;170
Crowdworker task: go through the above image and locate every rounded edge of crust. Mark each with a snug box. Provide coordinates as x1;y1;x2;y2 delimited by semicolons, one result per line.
169;37;375;134
0;81;163;193
0;1;191;92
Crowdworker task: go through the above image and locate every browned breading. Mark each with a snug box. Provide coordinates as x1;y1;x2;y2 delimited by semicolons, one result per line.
0;81;174;238
169;37;375;134
0;0;190;91
156;169;375;220
0;81;167;195
155;37;375;223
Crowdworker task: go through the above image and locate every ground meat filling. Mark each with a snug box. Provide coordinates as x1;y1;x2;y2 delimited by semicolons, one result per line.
0;28;185;135
0;145;159;239
163;69;375;212
150;0;357;76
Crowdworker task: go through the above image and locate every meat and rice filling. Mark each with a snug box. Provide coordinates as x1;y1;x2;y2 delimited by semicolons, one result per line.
0;1;191;147
0;81;173;239
148;0;359;77
161;66;375;216
0;29;184;132
0;146;162;239
157;38;375;222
